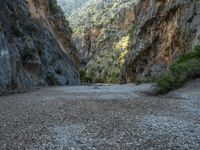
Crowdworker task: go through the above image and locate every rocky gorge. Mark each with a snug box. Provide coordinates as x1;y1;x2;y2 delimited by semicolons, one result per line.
59;0;139;83
1;0;200;149
58;0;200;85
1;0;200;91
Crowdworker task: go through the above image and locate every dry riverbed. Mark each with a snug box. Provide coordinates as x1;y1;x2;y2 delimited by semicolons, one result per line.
0;81;200;150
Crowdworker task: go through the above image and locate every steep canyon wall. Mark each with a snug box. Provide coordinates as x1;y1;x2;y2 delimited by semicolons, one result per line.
0;0;80;93
121;0;200;83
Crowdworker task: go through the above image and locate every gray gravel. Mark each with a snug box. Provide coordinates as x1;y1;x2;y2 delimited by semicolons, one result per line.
0;82;200;150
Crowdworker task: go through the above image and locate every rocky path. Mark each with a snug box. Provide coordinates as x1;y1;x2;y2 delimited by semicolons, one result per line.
0;81;200;150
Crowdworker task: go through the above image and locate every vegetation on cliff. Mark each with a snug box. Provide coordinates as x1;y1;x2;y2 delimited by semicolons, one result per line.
58;0;200;92
158;46;200;93
58;0;138;83
121;0;200;84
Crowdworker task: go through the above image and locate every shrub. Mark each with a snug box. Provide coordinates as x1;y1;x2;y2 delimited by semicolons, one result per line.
158;74;182;93
46;75;59;85
157;45;200;94
82;74;93;83
93;77;104;83
109;68;120;83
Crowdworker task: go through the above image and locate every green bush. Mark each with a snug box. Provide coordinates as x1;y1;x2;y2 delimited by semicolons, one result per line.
93;77;104;83
109;68;120;83
46;75;59;85
158;74;182;93
158;45;200;94
82;74;93;83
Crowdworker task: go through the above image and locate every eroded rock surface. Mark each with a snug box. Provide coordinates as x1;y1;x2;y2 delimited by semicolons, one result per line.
121;0;200;83
0;0;80;93
58;0;200;84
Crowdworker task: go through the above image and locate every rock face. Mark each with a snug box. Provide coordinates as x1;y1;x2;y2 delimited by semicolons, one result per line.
57;0;89;17
121;0;200;83
60;0;139;83
57;0;200;84
0;0;80;92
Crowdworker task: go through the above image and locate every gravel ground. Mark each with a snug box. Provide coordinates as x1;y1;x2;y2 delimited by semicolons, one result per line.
0;82;200;150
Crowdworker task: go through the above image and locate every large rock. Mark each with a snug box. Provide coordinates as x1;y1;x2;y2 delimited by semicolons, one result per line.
121;0;200;83
0;0;80;93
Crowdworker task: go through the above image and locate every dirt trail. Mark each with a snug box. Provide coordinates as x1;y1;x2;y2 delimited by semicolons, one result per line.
0;81;200;150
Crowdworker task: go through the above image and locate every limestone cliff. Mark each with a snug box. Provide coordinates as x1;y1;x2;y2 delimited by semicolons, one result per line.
121;0;200;83
0;0;80;93
57;0;200;84
62;0;139;83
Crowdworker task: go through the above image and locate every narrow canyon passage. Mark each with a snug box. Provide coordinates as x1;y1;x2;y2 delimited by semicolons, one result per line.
1;0;200;149
0;81;200;149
